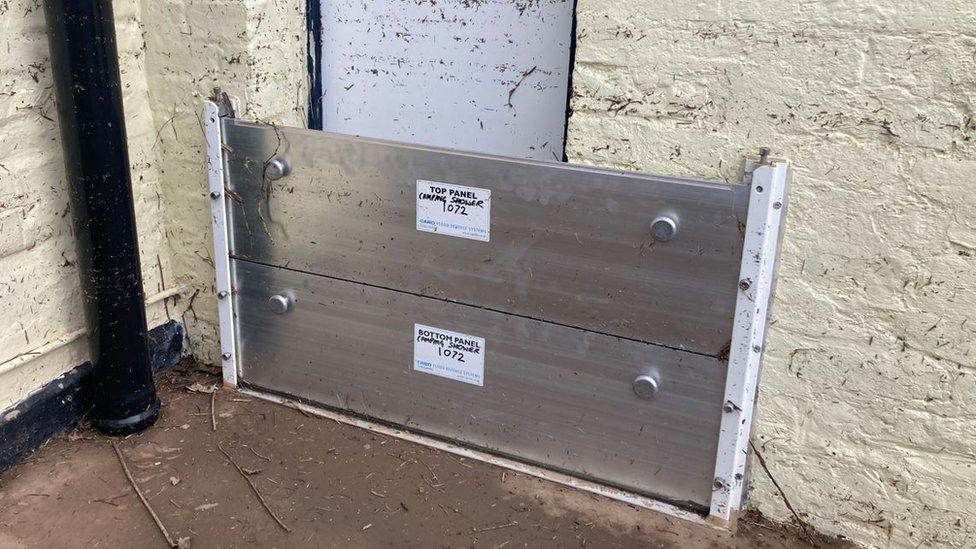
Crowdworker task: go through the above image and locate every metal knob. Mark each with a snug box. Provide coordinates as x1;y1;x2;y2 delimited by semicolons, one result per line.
268;294;292;314
264;157;290;181
633;374;660;399
650;216;677;242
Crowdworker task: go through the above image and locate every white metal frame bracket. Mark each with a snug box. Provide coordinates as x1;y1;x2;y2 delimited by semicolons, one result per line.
709;155;790;526
204;99;239;387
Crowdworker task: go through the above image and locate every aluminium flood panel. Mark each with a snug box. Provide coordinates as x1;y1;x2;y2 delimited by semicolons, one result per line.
242;387;712;526
222;119;750;357
234;259;725;508
213;116;788;520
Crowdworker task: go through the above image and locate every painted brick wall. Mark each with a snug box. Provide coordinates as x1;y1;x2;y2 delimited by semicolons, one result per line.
0;0;306;409
0;0;178;412
4;1;973;546
566;2;976;547
140;0;308;363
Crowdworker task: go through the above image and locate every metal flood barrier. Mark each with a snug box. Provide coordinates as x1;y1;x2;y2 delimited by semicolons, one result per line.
204;100;790;526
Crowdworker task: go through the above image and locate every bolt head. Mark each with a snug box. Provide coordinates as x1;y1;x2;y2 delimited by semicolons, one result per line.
268;294;291;314
209;191;221;199
264;158;290;181
739;279;751;291
217;291;228;299
650;216;677;242
632;374;660;399
221;352;232;360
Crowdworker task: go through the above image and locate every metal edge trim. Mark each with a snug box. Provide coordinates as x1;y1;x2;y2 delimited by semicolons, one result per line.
221;118;746;193
708;159;790;523
204;100;238;387
240;387;720;530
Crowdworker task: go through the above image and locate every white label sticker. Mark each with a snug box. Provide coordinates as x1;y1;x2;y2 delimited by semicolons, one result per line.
416;180;491;242
413;324;485;386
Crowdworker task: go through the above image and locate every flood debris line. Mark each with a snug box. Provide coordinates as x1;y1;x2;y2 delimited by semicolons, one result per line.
156;254;170;320
256;122;286;239
184;382;218;394
749;440;813;542
505;65;538;108
110;441;186;548
247;445;272;462
472;521;518;533
216;442;293;532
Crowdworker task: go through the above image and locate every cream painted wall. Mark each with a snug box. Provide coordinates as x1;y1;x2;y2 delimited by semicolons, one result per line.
0;0;179;413
4;1;973;547
140;0;308;363
0;0;307;413
566;2;976;548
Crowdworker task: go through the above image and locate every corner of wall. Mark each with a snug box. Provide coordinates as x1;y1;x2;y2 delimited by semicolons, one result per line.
139;0;308;363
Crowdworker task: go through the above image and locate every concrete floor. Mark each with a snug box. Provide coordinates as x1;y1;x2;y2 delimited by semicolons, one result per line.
0;362;847;548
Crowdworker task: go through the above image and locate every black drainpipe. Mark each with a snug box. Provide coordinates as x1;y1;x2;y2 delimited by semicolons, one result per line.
43;0;159;435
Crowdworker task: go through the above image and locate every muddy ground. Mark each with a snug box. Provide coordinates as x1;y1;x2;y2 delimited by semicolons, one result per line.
0;362;850;548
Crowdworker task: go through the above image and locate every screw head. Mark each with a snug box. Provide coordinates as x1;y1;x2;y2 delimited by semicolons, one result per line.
221;352;232;360
739;279;751;291
268;294;291;314
264;158;290;181
722;401;735;413
713;478;728;490
650;216;678;242
217;291;228;299
209;190;221;199
632;374;660;399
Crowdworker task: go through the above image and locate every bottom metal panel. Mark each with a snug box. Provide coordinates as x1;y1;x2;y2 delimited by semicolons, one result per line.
234;259;725;508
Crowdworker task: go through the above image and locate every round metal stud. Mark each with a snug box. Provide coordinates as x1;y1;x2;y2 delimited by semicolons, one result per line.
268;294;292;314
221;352;232;360
209;190;221;199
264;157;291;181
650;216;678;242
632;374;660;399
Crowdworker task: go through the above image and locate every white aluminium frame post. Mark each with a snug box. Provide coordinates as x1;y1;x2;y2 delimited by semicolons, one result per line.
709;158;790;525
204;100;238;387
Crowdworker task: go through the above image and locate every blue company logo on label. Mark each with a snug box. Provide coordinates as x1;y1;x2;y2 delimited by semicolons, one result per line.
413;323;485;387
415;180;491;242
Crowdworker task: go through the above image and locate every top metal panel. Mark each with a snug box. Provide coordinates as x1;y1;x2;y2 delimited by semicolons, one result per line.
223;120;750;356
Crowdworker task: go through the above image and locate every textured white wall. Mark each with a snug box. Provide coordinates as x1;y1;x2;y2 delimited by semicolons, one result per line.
566;1;975;548
0;0;178;412
0;0;306;411
140;0;308;363
4;1;974;547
